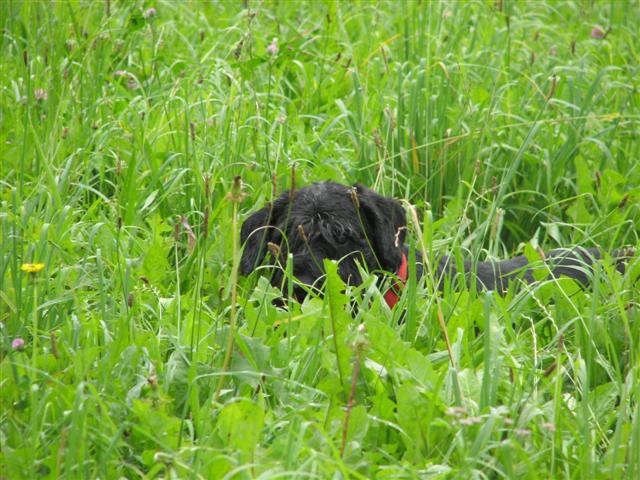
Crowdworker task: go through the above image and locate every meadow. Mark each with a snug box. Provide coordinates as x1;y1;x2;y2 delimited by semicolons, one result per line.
1;0;640;478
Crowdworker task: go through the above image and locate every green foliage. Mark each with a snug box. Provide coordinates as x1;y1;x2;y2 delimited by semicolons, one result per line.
1;0;639;478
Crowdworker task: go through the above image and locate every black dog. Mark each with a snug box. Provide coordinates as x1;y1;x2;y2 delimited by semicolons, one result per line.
240;182;633;304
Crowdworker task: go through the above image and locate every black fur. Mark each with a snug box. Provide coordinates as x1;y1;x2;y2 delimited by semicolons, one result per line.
240;181;634;299
435;247;630;295
240;182;404;298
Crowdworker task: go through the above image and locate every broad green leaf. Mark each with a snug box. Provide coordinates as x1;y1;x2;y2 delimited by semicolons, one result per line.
323;259;351;396
217;398;265;459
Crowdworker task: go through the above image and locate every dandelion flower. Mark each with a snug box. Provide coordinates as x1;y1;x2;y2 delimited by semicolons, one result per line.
21;263;45;273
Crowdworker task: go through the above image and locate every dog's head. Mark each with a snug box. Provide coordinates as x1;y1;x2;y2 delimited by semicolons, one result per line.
240;182;407;299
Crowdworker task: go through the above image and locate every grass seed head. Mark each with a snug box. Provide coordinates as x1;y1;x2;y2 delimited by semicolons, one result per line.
350;188;360;208
227;176;246;203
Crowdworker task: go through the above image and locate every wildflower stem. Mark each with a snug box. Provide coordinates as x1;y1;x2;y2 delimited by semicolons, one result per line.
340;347;362;458
213;180;243;403
30;279;39;381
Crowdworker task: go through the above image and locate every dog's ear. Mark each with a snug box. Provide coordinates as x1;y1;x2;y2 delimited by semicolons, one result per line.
240;193;289;276
354;183;406;271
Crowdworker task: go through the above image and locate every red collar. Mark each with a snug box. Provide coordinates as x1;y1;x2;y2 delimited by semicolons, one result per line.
384;253;408;308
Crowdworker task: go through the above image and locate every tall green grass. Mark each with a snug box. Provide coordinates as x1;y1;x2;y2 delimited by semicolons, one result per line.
1;0;639;478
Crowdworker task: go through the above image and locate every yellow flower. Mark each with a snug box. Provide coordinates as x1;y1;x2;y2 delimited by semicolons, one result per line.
21;263;45;273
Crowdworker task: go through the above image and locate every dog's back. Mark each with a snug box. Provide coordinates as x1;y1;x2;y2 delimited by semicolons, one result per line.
433;247;634;294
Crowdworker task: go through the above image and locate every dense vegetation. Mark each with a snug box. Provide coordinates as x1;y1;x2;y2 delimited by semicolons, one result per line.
1;1;639;478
